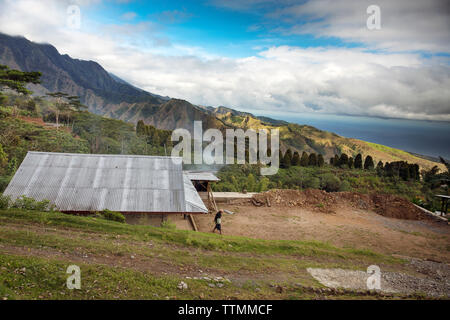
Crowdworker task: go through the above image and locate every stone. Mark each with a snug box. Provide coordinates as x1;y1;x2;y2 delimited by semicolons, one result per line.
177;281;188;290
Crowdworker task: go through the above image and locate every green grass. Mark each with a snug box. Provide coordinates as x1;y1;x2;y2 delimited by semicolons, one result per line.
0;209;401;265
0;209;408;300
366;142;411;159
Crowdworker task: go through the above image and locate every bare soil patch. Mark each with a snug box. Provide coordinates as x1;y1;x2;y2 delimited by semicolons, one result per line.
252;189;440;221
196;190;450;262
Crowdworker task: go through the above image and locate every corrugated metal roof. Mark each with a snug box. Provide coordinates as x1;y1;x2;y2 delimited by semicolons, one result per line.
183;174;208;213
185;171;220;182
4;152;208;213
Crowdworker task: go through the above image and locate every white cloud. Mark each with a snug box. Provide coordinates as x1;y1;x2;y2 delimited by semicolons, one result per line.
268;0;450;53
0;0;449;121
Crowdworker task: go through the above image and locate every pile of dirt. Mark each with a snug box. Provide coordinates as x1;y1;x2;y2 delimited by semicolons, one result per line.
252;189;337;213
252;189;438;221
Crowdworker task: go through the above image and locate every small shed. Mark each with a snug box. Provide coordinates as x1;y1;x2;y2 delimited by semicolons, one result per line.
4;152;208;223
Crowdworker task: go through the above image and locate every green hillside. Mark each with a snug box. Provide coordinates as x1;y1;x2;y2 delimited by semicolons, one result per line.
213;112;444;171
0;208;414;300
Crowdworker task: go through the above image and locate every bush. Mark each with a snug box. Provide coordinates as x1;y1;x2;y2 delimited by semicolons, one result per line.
0;106;13;119
303;176;320;189
0;193;11;209
99;209;125;223
319;173;341;192
11;196;54;211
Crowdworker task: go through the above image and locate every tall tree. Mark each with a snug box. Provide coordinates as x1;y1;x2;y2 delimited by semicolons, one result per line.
46;92;69;130
308;153;317;166
300;152;309;166
317;154;325;167
292;151;300;166
354;153;363;169
339;153;349;167
364;155;374;170
283;150;292;168
136;120;146;137
348;157;354;169
0;65;41;103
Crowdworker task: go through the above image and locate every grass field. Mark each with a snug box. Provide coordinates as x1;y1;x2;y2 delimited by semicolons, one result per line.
0;209;423;300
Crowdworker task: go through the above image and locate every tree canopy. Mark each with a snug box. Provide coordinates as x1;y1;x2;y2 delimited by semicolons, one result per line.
0;64;41;96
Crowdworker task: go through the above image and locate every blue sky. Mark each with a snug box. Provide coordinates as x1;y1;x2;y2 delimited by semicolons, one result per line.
0;0;449;122
84;0;364;57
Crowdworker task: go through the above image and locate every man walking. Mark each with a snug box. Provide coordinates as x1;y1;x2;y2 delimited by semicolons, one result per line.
212;209;223;235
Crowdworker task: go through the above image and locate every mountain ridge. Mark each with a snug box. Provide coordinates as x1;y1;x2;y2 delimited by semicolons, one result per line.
0;32;443;170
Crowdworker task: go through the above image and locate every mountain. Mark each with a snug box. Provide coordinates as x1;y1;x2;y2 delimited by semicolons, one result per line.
0;33;443;170
0;33;165;114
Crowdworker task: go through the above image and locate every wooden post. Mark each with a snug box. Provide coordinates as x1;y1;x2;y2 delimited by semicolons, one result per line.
207;182;218;212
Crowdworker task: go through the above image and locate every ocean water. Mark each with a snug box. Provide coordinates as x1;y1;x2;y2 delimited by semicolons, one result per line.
260;112;450;159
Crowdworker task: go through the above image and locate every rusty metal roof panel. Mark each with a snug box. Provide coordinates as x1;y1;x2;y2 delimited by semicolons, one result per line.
3;152;196;213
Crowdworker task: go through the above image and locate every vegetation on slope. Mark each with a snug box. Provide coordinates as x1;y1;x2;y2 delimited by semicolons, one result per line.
0;208;406;300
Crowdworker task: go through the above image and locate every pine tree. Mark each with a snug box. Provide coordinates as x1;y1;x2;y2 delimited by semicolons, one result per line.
283;150;292;168
413;164;420;181
339;153;349;167
376;160;384;170
354;154;363;169
348;157;354;169
300;152;309;166
308;153;317;166
136;120;146;136
334;154;340;167
279;150;285;168
0;65;41;104
329;157;334;166
364;155;374;170
317;154;325;167
292;151;300;166
376;160;384;176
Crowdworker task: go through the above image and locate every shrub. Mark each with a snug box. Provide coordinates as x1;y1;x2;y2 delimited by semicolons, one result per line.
11;196;54;211
0;106;13;118
319;173;341;192
0;193;11;209
303;176;320;189
100;209;125;223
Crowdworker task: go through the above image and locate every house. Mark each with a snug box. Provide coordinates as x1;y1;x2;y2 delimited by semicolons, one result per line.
3;152;208;226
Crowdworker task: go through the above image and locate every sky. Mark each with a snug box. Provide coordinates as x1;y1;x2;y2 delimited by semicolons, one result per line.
0;0;449;121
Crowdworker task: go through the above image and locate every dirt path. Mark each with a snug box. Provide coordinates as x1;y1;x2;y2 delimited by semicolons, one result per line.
307;257;450;297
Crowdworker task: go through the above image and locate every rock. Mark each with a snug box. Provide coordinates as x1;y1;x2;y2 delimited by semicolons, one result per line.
217;283;224;288
208;283;216;288
177;281;188;290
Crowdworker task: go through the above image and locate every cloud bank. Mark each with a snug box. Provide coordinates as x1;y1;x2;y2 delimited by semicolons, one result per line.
0;0;449;121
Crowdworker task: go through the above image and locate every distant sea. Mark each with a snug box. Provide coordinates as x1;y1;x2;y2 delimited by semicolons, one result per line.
258;112;450;159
